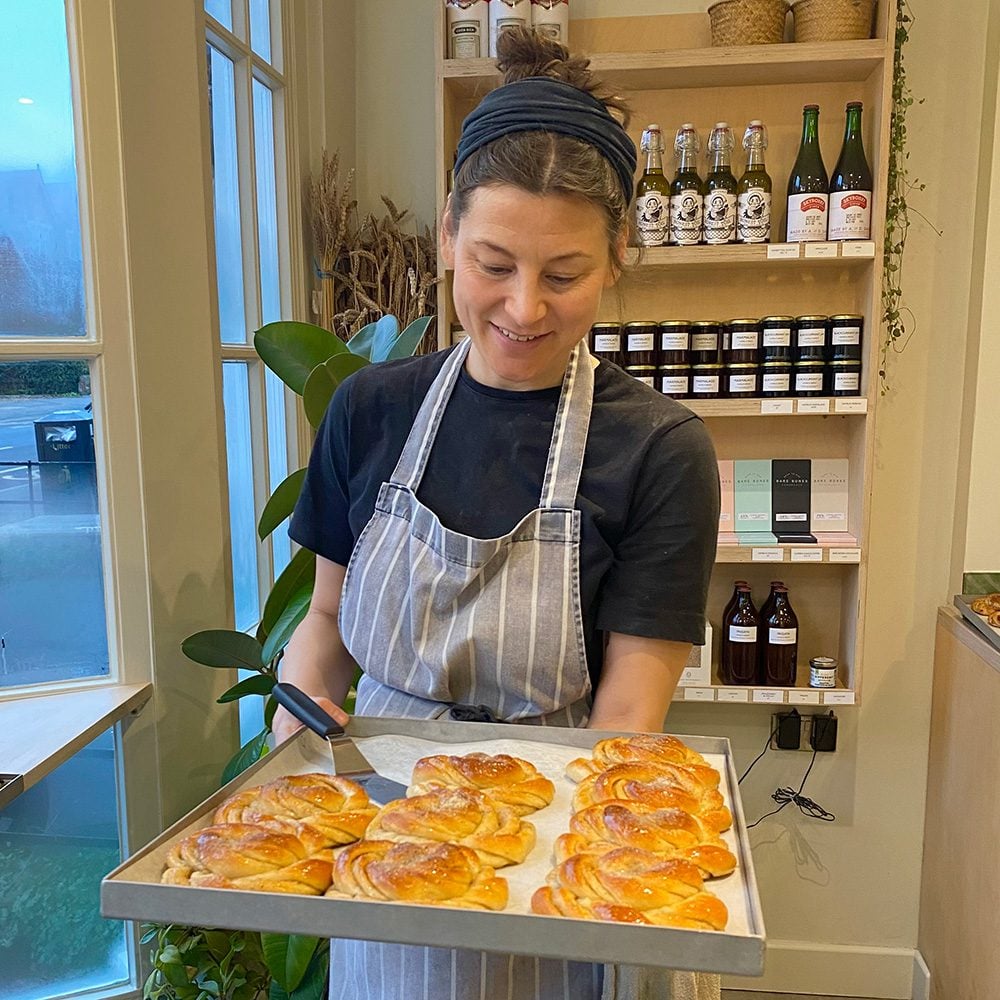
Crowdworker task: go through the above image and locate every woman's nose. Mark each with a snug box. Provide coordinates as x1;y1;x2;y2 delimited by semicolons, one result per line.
506;277;547;329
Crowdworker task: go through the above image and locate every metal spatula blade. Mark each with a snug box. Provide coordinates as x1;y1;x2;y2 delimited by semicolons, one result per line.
273;682;408;804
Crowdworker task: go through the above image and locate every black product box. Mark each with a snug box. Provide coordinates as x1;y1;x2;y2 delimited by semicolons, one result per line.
771;459;816;543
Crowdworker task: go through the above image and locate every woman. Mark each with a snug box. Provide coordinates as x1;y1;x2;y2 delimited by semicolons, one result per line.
276;27;720;1000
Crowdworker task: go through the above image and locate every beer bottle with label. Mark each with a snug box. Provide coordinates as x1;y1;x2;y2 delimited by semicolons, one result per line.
737;120;772;244
703;123;737;245
635;124;670;247
762;586;799;686
786;105;829;242
670;124;704;246
721;585;759;685
828;101;873;241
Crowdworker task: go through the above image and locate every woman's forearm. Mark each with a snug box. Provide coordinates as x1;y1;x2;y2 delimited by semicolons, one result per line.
279;606;357;708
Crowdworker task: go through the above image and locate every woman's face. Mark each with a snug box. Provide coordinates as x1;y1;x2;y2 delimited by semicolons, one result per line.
441;184;618;391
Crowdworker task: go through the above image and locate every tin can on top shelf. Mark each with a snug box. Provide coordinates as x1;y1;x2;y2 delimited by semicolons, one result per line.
446;0;489;59
489;0;529;57
530;0;569;43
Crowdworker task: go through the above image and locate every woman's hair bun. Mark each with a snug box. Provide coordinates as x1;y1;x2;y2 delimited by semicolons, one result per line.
495;25;630;127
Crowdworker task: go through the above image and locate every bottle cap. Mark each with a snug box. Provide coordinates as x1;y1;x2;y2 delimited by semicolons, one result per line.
714;121;729;128
846;101;863;110
646;122;661;131
803;103;820;111
748;119;763;126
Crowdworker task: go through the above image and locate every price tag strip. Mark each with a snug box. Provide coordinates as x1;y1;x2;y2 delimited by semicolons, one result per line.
797;398;831;414
787;689;822;705
751;548;785;562
766;243;800;260
716;688;750;703
760;399;794;415
822;690;856;705
840;240;876;258
804;241;838;258
834;398;868;414
791;547;823;562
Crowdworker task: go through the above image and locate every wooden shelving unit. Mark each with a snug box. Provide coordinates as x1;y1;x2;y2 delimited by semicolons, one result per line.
434;5;895;706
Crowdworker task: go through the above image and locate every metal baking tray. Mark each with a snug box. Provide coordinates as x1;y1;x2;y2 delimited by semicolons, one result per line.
954;595;1000;653
102;718;765;975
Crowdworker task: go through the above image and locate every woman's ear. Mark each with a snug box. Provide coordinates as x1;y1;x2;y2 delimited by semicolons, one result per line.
440;195;456;269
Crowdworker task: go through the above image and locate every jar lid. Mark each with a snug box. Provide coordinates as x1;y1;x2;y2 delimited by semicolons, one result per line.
794;359;827;367
727;363;758;369
625;364;657;371
761;315;795;324
591;322;621;330
658;319;690;328
658;363;691;370
691;320;721;328
692;363;724;370
727;318;761;327
829;314;864;322
624;321;657;329
795;315;829;323
810;656;838;668
761;359;792;367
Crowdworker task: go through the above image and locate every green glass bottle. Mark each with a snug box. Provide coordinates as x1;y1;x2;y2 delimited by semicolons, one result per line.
737;120;772;244
828;101;874;240
670;123;703;246
635;124;670;247
703;122;737;245
785;104;829;242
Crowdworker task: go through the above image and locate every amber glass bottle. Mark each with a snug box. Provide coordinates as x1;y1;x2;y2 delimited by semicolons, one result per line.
762;586;799;686
721;585;759;685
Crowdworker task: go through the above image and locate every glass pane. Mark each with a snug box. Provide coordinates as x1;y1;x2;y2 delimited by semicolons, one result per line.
222;362;260;630
0;361;109;688
0;0;86;338
207;45;248;345
252;79;280;329
265;367;290;576
250;0;272;63
205;0;232;31
0;728;130;1000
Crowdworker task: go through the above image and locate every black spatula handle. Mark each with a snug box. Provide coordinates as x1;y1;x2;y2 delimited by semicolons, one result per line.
273;682;345;739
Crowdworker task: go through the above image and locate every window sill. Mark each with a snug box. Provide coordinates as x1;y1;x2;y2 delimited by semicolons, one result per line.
0;682;152;808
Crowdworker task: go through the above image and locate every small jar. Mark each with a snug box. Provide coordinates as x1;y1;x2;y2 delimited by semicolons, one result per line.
761;315;794;362
809;656;838;689
794;359;826;397
590;322;622;366
658;363;691;399
625;365;657;388
828;358;862;396
727;319;761;362
690;321;722;365
690;363;724;399
795;315;828;361
658;320;690;360
623;321;659;368
829;313;864;361
726;362;759;398
760;359;792;397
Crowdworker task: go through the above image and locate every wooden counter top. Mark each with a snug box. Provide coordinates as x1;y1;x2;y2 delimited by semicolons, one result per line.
937;605;1000;675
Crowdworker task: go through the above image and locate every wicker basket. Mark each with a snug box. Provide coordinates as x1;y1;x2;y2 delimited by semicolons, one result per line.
707;0;789;46
790;0;875;41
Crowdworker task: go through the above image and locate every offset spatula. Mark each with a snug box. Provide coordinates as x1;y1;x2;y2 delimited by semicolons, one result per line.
273;682;409;804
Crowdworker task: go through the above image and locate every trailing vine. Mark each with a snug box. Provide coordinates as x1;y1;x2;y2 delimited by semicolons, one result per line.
881;0;933;391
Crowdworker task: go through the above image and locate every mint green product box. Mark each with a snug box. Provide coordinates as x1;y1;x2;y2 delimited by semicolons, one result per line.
735;460;776;545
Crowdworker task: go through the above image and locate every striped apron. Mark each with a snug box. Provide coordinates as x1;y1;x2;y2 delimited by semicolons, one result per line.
332;337;600;999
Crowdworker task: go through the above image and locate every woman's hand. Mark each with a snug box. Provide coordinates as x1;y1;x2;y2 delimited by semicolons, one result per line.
272;695;350;745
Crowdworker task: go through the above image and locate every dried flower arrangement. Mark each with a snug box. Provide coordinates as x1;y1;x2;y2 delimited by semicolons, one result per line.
309;151;439;350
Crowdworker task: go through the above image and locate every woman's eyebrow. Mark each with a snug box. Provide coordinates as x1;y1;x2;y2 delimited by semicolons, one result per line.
471;239;594;263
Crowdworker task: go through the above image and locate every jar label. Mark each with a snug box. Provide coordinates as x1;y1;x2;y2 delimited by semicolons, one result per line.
797;327;826;346
834;371;860;391
729;625;757;643
670;188;703;245
661;332;688;351
635;376;656;388
796;372;824;391
703;190;737;244
828;190;872;241
691;334;718;351
737;188;771;243
831;327;861;345
448;21;484;59
728;374;757;392
762;373;790;392
627;333;655;351
636;192;669;246
763;328;791;347
661;376;689;393
692;375;720;393
809;666;837;688
593;334;620;352
731;330;759;350
769;627;797;645
786;192;829;242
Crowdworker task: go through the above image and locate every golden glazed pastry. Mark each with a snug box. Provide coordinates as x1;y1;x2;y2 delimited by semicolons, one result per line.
571;762;732;833
530;847;728;930
327;840;508;911
988;610;1000;629
553;802;737;878
408;752;555;815
161;820;332;894
214;773;378;848
364;787;535;868
565;734;710;783
970;593;1000;615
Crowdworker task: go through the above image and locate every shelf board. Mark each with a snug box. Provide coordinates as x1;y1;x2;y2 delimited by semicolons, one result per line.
624;241;876;270
689;397;868;418
441;39;886;96
715;543;861;564
673;683;856;706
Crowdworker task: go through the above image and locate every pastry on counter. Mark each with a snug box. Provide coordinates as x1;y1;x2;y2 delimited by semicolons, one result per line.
572;762;731;833
565;734;709;783
530;847;728;930
408;752;555;815
327;840;508;910
161;820;333;894
988;610;1000;628
970;593;1000;615
364;787;535;867
554;802;736;878
214;773;379;848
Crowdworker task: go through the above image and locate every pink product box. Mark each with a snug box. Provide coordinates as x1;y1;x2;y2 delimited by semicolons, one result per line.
717;460;738;543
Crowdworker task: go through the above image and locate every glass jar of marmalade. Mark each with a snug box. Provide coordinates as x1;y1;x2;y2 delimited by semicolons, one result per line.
828;358;862;396
691;363;723;399
726;361;759;398
829;314;864;361
590;322;622;366
727;319;761;363
760;359;792;397
794;359;826;397
795;315;828;361
623;321;658;370
689;321;722;366
658;320;690;360
659;363;691;398
761;315;794;362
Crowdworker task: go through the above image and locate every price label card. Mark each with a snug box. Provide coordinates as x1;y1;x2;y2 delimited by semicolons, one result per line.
791;547;824;563
788;689;822;705
684;687;715;702
717;688;750;703
766;243;800;260
823;690;856;705
752;547;785;562
671;688;686;701
760;399;794;415
841;240;876;258
829;547;862;563
797;398;831;414
804;241;838;258
752;689;785;704
835;398;868;414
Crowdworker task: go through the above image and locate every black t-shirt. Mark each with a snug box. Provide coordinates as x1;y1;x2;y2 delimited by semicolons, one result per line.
289;347;720;691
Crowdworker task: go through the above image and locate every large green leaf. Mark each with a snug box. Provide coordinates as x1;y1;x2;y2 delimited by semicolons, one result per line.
221;728;269;785
182;630;265;671
260;582;313;665
288;948;329;1000
217;673;276;704
254;322;347;395
383;315;435;362
258;468;307;541
263;694;278;730
259;547;315;640
368;314;402;363
346;315;398;362
260;935;320;993
302;353;368;428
